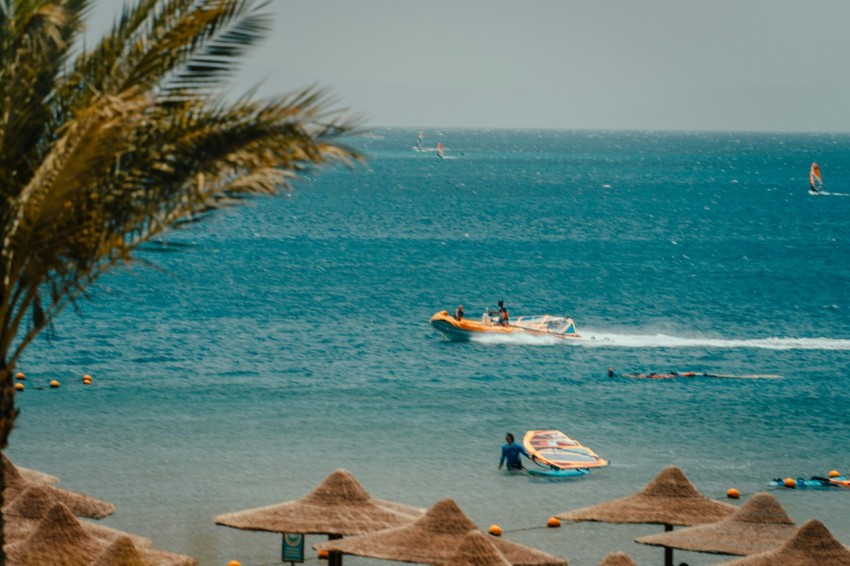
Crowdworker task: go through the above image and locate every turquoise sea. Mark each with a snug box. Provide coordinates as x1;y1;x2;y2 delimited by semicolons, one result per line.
10;128;850;565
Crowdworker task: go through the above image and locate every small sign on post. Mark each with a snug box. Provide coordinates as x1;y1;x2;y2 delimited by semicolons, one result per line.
282;533;304;564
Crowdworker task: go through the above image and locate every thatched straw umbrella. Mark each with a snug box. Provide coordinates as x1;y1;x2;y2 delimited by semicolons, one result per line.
215;469;423;534
717;519;850;565
90;535;197;566
5;502;197;566
636;492;796;557
721;519;850;566
2;453;115;518
215;469;425;566
443;531;513;566
91;537;148;566
3;485;151;547
555;466;736;566
598;552;636;566
315;498;567;566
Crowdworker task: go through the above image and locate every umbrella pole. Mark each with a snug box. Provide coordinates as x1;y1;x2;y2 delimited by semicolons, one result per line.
328;533;343;566
663;524;673;566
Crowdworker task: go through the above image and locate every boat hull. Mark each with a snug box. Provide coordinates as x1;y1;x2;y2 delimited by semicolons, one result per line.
429;311;581;342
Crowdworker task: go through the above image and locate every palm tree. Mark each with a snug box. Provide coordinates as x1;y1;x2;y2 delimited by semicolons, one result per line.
0;0;361;560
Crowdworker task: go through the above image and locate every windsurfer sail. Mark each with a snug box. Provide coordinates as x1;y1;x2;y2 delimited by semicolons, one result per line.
810;162;823;193
522;430;608;477
415;131;424;151
437;142;445;159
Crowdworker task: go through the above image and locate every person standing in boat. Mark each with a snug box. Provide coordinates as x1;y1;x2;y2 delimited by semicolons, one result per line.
497;300;509;326
499;433;531;471
454;304;464;320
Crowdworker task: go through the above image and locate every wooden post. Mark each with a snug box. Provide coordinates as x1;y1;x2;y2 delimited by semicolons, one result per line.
664;524;674;566
328;533;343;566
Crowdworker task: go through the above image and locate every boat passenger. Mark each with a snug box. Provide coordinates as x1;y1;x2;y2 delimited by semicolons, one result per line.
499;433;531;471
498;300;509;326
454;304;464;320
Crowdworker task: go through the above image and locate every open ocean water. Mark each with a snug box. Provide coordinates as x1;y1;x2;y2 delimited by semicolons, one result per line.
9;128;850;565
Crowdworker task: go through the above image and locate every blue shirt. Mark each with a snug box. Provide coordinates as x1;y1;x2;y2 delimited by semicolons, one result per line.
500;442;530;469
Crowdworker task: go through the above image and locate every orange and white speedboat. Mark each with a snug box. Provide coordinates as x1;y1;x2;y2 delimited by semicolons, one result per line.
429;310;581;342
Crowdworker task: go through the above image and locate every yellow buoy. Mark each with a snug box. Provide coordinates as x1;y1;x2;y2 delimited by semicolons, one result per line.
783;477;796;488
318;550;329;559
829;470;841;478
487;524;502;537
83;374;92;381
15;383;24;391
726;488;740;499
49;380;60;388
547;516;561;528
227;561;241;566
15;372;25;380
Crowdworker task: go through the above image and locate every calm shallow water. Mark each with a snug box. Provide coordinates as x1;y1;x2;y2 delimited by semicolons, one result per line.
10;128;850;565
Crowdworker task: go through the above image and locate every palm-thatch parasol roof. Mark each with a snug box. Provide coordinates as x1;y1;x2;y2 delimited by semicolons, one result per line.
315;498;567;566
443;531;513;566
556;466;737;566
597;552;637;566
91;537;148;566
214;469;425;535
5;502;197;566
3;485;151;547
6;502;101;565
90;535;198;566
3;452;115;518
636;492;796;556
717;519;850;566
556;466;736;526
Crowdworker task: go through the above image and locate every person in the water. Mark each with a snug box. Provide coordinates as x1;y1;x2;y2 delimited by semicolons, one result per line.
499;432;531;471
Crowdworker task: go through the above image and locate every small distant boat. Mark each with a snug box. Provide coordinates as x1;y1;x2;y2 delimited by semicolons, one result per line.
523;430;609;478
429;310;580;342
810;162;823;193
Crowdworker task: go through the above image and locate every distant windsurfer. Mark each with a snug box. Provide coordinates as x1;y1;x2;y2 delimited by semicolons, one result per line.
499;433;531;471
810;162;822;193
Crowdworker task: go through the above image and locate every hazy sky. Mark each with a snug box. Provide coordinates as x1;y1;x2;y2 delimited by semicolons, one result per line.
89;1;850;132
